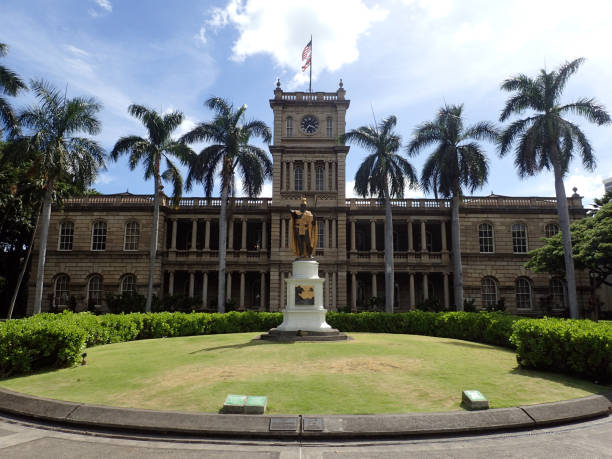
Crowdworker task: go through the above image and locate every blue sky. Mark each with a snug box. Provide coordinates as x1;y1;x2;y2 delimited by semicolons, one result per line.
2;0;611;205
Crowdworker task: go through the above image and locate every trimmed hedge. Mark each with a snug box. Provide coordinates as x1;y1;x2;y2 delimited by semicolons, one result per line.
1;311;610;383
511;318;612;383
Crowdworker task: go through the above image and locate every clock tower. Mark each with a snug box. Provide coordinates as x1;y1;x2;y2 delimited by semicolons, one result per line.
267;79;350;310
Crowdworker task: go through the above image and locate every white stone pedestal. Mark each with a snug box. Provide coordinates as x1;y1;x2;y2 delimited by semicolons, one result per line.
276;260;331;332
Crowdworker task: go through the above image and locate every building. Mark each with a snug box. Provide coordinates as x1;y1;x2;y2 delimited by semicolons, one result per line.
604;177;612;193
27;82;590;315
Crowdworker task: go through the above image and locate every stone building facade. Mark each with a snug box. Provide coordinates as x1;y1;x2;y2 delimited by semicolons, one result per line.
27;82;589;315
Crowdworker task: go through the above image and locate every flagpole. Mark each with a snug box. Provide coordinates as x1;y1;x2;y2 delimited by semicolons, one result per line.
309;35;312;93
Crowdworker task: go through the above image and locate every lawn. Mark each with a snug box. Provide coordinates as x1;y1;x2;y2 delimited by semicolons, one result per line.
0;332;607;414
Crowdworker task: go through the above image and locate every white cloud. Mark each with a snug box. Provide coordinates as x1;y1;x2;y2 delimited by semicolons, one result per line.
194;26;207;45
95;0;112;12
204;0;388;88
564;173;605;206
66;45;89;57
89;0;112;17
95;173;115;185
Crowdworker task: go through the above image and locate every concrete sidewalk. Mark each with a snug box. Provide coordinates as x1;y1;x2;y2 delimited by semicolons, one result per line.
0;387;609;439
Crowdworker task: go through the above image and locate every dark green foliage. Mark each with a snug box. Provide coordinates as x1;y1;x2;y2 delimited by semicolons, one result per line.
105;293;147;314
416;297;445;312
511;318;612;383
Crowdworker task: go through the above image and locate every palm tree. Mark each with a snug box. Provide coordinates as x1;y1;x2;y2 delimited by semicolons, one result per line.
498;58;611;318
181;97;272;313
18;80;105;314
341;116;418;313
1;43;27;137
111;105;193;312
407;105;497;310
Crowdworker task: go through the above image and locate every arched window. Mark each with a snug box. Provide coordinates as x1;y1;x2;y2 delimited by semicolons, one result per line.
286;117;293;137
515;277;532;309
294;165;304;191
317;220;325;249
91;221;107;251
326;117;333;137
478;223;494;253
124;221;140;250
88;275;102;307
59;221;74;251
54;275;70;307
481;277;498;307
315;166;325;191
512;223;528;253
545;223;560;238
121;274;137;295
550;278;566;309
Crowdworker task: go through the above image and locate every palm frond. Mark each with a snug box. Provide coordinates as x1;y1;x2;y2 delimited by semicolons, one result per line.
161;157;184;199
0;65;27;96
551;58;585;102
557;98;611;125
406;121;443;155
462;121;499;143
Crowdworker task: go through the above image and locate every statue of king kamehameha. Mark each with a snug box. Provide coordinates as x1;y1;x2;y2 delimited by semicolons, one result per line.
288;197;318;258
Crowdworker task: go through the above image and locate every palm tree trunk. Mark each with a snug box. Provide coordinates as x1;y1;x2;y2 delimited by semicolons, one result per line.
384;194;394;313
145;175;160;313
33;178;55;315
217;181;229;313
7;205;41;319
451;195;464;310
552;163;579;318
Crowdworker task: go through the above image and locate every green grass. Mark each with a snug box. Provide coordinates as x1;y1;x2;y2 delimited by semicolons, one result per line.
1;333;608;414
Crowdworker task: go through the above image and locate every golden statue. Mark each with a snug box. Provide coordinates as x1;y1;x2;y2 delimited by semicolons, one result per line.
289;197;318;258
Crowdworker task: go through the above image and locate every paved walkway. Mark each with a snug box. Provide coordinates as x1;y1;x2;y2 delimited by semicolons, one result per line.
0;413;611;458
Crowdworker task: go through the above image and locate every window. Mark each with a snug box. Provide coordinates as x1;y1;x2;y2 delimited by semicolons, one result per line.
91;221;107;251
512;223;528;253
121;274;137;295
286;117;293;137
294;165;304;191
515;277;532;309
326;117;333;137
59;221;74;251
88;275;102;306
317;220;324;249
54;275;69;307
545;223;560;238
481;277;498;307
478;223;494;253
550;278;566;309
124;222;140;250
315;166;324;191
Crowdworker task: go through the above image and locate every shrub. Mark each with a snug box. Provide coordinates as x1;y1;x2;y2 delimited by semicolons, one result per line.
511;318;612;383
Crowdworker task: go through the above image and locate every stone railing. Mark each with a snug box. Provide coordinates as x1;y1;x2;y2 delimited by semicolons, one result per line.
278;92;341;102
346;199;451;209
346;196;582;209
62;195;272;209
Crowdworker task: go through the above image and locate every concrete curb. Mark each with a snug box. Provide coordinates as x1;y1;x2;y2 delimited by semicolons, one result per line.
0;387;609;439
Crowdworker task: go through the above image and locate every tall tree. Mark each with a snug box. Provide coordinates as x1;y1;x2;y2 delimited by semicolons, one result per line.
18;80;105;314
407;104;497;310
498;58;611;318
111;105;193;312
181;97;272;313
0;42;27;138
341;116;418;313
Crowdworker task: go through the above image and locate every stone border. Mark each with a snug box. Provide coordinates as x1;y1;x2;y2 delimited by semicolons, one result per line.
0;387;609;439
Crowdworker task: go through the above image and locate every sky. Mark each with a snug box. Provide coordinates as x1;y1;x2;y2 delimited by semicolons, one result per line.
2;0;612;206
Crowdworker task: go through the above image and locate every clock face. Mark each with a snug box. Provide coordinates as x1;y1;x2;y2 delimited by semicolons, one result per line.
300;115;319;134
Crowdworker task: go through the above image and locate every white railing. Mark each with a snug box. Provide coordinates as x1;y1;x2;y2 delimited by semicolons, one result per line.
63;195;271;209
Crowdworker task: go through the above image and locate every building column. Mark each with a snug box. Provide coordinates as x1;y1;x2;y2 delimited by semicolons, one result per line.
280;272;286;309
443;272;450;309
409;273;415;308
331;219;336;249
261;220;267;250
241;218;247;251
239;271;245;309
226;271;232;300
324;161;329;191
372;272;377;297
190;219;198;251
408;221;413;252
280;218;286;248
324;219;330;249
171;219;178;250
168;270;175;296
351;220;356;251
202;272;208;309
228;218;234;250
324;271;329;307
351;272;357;311
423;273;429;300
441;220;447;252
421;221;427;252
289;162;294;191
204;219;210;250
333;271;338;310
370;220;376;252
189;271;195;298
260;271;266;310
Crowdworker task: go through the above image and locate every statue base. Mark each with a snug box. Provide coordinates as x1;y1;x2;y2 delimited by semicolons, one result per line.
260;260;349;342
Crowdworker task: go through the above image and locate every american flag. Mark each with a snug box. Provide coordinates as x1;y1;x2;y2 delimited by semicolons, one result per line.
301;39;312;72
